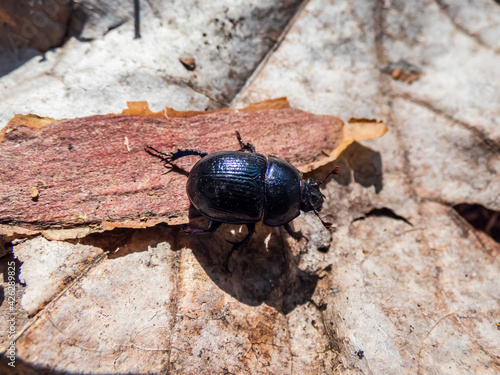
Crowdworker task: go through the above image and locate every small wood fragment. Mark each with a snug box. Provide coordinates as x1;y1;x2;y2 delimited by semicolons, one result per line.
29;187;39;201
382;60;423;84
179;57;196;71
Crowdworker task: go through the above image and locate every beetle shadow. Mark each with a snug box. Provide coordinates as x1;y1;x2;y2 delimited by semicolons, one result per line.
70;225;179;259
312;142;383;193
0;48;42;78
181;214;318;315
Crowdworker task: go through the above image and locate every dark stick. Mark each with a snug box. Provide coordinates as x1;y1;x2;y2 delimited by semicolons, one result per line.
134;0;141;39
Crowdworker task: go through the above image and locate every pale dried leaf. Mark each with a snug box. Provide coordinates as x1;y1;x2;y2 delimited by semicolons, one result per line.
0;0;499;374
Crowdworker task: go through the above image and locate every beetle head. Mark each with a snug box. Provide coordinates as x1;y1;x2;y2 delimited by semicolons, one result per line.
300;166;339;229
301;179;332;229
301;179;324;213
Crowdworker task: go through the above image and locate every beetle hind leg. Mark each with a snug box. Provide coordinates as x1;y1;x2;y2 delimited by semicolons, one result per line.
225;223;256;271
145;146;208;164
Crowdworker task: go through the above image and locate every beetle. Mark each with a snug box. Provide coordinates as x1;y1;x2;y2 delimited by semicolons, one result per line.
145;132;337;248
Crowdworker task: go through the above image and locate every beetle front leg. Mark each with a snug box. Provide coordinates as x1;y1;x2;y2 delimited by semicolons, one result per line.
283;222;302;241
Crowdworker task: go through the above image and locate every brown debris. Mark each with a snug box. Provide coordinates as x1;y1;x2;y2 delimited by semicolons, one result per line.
382;60;423;84
179;57;196;71
29;187;39;201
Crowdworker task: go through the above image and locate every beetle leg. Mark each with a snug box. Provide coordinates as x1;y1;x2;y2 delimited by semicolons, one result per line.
170;149;209;160
235;131;256;153
227;223;256;247
145;146;208;164
283;222;302;241
183;220;222;234
206;220;223;232
225;223;256;272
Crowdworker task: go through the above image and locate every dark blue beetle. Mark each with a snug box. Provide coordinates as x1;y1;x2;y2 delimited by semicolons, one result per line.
146;132;335;248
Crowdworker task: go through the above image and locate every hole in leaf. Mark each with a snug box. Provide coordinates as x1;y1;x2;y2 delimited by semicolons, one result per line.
454;204;500;243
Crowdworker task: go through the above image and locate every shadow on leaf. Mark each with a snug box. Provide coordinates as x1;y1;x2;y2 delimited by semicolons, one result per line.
181;218;318;315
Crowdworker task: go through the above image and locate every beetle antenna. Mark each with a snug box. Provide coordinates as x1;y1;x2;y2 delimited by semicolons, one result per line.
318;166;339;186
313;209;333;230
